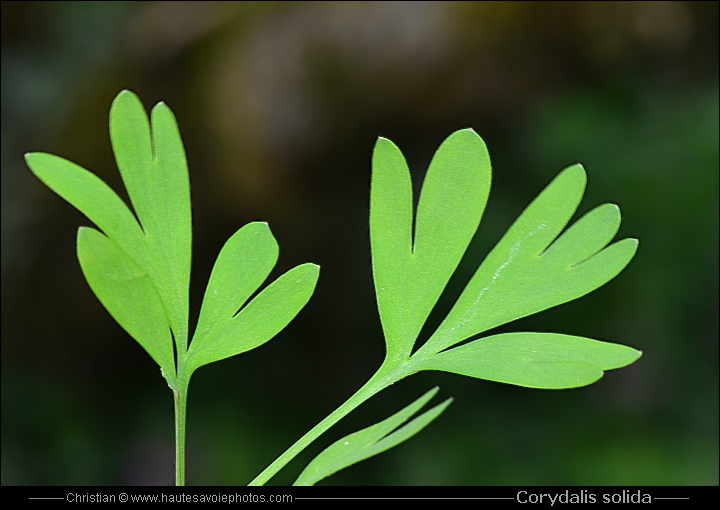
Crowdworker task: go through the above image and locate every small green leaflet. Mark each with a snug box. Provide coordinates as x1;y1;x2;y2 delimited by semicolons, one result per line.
187;222;319;373
76;226;175;378
370;128;640;388
294;387;451;486
415;333;640;389
371;130;491;363
25;90;319;389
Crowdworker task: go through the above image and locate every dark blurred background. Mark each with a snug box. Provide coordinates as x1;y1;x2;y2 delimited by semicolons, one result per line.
2;1;717;486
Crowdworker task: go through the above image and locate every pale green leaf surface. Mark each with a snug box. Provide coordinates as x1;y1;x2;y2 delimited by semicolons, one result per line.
193;222;279;342
419;165;638;356
27;90;320;385
148;101;192;338
27;91;193;355
110;90;192;348
371;129;491;362
370;137;413;361
77;227;175;383
188;263;320;372
294;387;451;486
417;332;641;389
24;152;147;263
368;397;451;458
109;91;154;226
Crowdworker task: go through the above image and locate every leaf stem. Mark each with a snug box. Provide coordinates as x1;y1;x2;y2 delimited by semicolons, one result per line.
173;365;189;486
248;360;408;486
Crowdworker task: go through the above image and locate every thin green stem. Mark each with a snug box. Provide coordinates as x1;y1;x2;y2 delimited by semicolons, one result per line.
174;365;189;486
248;360;408;486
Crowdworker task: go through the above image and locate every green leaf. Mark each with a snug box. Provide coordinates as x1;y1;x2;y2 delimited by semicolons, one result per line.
27;91;196;378
188;262;320;372
27;90;320;388
367;130;639;394
294;387;452;486
110;90;192;349
28;90;325;486
193;222;278;339
24;152;147;264
371;129;491;362
77;227;176;385
417;164;639;357
416;332;641;389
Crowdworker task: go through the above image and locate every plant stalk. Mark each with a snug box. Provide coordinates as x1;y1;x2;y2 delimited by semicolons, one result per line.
248;360;409;486
173;369;189;486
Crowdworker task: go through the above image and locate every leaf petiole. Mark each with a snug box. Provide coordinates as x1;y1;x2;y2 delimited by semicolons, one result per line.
248;358;413;486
